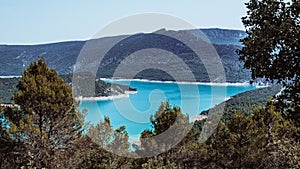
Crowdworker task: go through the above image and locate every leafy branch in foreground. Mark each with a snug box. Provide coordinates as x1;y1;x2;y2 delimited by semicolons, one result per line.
238;0;300;129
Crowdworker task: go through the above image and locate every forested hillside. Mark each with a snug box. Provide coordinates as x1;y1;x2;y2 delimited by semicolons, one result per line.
0;28;251;83
201;85;282;121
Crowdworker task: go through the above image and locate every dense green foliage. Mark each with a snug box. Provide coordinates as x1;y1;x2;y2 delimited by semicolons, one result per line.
79;117;133;169
238;0;300;128
1;58;85;168
206;103;300;168
134;102;300;168
136;102;190;157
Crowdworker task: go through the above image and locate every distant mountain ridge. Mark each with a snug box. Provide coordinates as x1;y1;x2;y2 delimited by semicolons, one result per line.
0;28;250;82
197;28;246;45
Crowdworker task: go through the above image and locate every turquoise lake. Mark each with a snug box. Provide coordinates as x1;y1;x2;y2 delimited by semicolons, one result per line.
78;80;256;140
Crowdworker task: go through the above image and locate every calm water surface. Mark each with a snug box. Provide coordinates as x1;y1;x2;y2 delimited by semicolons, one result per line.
78;80;256;140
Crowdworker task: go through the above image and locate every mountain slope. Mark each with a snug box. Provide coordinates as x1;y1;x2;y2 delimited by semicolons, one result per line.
0;28;250;82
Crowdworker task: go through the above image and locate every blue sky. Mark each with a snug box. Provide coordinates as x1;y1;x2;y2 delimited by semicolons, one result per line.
0;0;248;45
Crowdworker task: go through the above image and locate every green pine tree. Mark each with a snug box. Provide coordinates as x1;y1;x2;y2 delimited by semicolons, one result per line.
3;58;84;168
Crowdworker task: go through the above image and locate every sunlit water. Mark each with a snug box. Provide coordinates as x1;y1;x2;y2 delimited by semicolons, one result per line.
78;80;256;140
